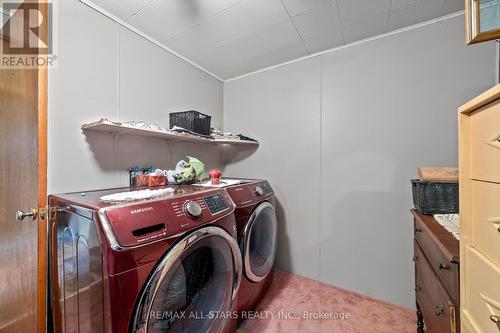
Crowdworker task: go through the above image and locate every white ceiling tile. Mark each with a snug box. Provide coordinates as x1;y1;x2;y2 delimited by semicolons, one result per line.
184;19;305;77
200;34;267;70
391;0;420;10
219;34;267;63
442;0;464;15
282;0;334;16
342;12;389;44
164;0;288;49
338;0;391;25
88;0;456;79
215;42;308;79
388;0;446;31
240;0;290;32
302;29;344;53
292;2;341;41
214;61;264;79
164;5;252;53
89;0;153;20
253;41;308;66
255;19;303;51
127;0;242;42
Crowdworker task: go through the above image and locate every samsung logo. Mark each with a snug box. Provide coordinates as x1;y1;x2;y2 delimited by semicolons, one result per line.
130;207;154;215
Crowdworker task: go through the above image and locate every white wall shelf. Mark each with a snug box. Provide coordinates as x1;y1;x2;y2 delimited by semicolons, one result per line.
81;119;259;146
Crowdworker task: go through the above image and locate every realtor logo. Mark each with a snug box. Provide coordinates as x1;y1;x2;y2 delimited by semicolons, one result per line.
1;0;56;68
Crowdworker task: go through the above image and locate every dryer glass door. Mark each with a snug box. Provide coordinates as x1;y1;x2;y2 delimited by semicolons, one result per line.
243;202;278;282
131;227;241;333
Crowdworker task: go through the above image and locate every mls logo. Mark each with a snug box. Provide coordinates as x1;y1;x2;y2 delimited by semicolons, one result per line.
2;1;52;55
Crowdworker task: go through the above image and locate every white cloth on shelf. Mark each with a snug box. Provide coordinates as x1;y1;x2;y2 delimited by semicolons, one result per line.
433;214;460;240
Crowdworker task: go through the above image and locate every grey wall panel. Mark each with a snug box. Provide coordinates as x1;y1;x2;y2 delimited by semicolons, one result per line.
118;27;224;129
320;14;494;307
48;0;224;194
223;14;495;307
48;0;119;194
117;27;224;186
224;57;322;280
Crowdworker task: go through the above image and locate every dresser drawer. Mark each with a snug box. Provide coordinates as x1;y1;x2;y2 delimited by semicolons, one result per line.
415;242;457;333
471;180;500;266
415;218;460;304
463;246;500;333
470;99;500;183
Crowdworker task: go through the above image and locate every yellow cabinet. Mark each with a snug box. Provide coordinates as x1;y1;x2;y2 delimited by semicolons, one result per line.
459;85;500;333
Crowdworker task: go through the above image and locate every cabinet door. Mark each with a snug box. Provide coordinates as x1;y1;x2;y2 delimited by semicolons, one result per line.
462;247;500;333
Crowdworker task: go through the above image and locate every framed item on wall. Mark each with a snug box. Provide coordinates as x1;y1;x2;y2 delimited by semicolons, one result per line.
466;0;500;44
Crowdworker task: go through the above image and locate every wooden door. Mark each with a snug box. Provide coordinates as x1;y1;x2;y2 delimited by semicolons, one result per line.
0;1;48;332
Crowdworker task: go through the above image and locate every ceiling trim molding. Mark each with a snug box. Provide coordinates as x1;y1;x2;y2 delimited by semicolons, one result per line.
225;10;465;82
79;0;225;82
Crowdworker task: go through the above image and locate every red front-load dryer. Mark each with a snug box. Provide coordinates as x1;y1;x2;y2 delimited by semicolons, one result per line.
48;185;242;333
222;179;278;316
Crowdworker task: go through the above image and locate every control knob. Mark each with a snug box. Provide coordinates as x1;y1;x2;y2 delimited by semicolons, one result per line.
184;200;202;219
255;186;264;196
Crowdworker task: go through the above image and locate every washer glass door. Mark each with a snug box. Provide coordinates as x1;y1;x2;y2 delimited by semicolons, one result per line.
244;202;278;282
131;227;241;333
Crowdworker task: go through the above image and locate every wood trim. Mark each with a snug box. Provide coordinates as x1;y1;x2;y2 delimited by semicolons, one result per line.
465;0;500;44
37;66;47;333
459;84;500;114
467;28;500;45
458;98;472;332
37;1;48;332
465;0;470;44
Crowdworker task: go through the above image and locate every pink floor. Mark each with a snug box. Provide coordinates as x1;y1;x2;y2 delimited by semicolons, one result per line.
237;270;416;333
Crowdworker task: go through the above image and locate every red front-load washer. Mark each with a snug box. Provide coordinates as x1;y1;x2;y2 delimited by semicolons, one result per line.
48;185;242;333
222;179;278;316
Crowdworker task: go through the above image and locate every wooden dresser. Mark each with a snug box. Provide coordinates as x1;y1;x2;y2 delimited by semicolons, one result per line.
412;209;460;333
459;86;500;333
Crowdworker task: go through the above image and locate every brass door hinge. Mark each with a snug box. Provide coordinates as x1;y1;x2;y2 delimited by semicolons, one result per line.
38;207;47;221
49;206;57;221
449;302;456;333
37;206;57;221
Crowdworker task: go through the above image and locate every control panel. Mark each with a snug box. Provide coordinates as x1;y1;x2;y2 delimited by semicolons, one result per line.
256;181;273;196
183;200;203;219
225;181;274;206
104;189;233;248
204;194;230;215
171;197;207;218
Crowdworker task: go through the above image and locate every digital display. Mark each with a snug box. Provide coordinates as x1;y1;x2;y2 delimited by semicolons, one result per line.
204;194;229;214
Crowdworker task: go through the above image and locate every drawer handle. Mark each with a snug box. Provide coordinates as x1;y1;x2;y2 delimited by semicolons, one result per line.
435;304;445;316
415;286;422;292
413;256;418;262
490;315;500;323
439;263;449;270
415;228;423;233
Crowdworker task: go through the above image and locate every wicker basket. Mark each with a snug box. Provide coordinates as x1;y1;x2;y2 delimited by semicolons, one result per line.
169;110;211;136
411;179;459;215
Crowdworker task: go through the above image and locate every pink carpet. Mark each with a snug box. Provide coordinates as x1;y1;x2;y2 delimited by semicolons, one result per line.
237;270;416;333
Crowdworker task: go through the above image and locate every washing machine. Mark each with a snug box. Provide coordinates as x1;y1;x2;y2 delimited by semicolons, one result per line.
48;185;242;333
211;179;278;315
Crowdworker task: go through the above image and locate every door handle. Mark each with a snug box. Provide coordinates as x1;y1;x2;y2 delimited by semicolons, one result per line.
439;263;449;270
490;315;500;323
15;208;38;221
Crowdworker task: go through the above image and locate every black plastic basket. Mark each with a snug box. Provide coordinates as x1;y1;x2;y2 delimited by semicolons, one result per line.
411;179;459;215
169;110;211;136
